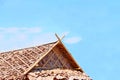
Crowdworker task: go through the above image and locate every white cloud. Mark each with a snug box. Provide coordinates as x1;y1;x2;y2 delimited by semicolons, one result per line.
20;27;42;33
0;27;42;34
0;27;43;51
27;33;57;46
0;35;4;40
64;36;82;44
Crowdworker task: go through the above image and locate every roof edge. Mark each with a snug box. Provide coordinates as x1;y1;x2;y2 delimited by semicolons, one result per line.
55;34;84;72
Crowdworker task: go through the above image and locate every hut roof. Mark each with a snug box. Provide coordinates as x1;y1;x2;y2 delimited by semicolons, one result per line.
0;41;57;78
0;35;84;79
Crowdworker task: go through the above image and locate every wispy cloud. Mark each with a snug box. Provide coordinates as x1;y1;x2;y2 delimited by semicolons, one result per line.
64;36;82;44
0;35;3;40
0;27;42;34
0;27;43;51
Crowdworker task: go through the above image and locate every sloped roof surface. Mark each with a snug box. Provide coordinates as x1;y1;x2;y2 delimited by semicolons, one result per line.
0;42;56;79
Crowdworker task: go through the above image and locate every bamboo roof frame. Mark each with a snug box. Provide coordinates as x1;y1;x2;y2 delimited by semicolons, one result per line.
23;34;66;75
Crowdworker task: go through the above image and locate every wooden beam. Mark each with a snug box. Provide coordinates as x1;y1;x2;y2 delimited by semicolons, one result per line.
55;33;65;43
23;49;37;60
15;55;30;68
30;48;40;56
18;53;32;63
42;51;54;67
0;56;21;74
23;41;59;75
34;47;44;53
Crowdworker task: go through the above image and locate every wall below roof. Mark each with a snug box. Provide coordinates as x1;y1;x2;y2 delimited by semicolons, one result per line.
54;43;83;72
34;47;74;71
32;43;83;73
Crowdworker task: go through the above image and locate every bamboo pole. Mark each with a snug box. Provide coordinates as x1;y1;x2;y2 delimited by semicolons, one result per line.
0;56;21;74
23;41;59;75
15;55;30;68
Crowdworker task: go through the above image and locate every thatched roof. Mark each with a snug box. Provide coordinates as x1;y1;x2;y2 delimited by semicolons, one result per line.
0;42;56;79
0;35;84;79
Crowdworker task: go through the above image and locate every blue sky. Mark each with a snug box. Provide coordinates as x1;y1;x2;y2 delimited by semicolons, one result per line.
0;0;120;80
